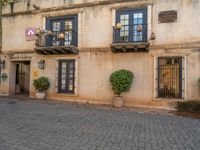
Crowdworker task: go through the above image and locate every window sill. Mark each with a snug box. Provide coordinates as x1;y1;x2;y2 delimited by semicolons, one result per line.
152;98;184;102
55;93;78;97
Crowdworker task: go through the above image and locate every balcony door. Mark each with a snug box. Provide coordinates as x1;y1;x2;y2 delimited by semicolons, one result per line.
46;15;78;47
115;8;147;43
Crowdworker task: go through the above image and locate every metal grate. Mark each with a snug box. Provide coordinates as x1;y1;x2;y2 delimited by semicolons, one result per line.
158;57;182;98
113;24;148;43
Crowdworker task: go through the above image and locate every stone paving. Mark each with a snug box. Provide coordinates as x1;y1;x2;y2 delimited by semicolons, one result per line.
0;98;200;150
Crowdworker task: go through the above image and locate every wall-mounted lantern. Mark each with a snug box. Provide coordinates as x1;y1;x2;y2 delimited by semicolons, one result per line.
33;4;40;10
150;32;156;40
38;60;45;70
137;24;142;32
58;33;65;39
47;30;53;36
1;73;8;82
115;22;122;30
0;60;5;69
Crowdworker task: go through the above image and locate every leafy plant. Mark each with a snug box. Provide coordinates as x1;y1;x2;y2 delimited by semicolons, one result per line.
33;77;50;92
176;101;200;112
110;69;134;96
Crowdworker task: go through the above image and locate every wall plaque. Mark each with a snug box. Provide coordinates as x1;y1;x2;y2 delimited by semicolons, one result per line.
158;10;177;23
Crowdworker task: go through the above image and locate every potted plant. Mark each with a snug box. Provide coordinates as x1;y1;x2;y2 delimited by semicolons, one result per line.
33;76;50;100
110;69;134;108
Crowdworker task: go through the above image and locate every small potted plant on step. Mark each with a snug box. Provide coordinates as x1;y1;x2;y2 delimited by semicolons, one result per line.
33;76;50;100
110;69;134;108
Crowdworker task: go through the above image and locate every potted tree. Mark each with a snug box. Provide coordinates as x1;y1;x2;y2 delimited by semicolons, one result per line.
110;69;134;108
33;76;50;100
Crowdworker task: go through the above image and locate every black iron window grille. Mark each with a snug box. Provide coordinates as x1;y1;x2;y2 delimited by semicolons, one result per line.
158;57;183;99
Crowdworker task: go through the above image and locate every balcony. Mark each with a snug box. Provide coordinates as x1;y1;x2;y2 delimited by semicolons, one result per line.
110;24;149;53
35;30;79;55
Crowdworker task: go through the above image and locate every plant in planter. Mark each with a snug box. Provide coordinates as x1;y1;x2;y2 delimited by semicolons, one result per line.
110;69;134;108
33;76;50;100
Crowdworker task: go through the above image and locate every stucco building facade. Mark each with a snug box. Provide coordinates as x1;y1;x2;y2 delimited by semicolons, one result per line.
0;0;200;109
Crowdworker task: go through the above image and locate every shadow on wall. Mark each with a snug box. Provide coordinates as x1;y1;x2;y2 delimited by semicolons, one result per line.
199;78;200;100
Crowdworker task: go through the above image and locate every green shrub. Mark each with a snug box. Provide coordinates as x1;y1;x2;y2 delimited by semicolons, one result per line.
33;77;50;92
110;69;134;96
176;101;200;112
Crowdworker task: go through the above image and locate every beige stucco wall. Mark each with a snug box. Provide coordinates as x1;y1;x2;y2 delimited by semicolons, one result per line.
2;0;200;51
153;0;200;45
0;0;200;109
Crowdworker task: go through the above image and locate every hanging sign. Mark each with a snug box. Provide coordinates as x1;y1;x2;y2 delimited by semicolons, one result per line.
32;69;39;79
25;27;36;41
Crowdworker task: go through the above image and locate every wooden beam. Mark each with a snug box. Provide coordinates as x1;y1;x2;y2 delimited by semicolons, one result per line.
110;42;150;53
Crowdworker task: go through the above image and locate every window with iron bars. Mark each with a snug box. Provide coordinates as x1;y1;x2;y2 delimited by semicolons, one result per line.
157;57;183;99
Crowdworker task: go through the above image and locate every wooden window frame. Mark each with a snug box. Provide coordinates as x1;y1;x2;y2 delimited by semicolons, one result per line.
46;15;78;47
115;7;148;43
58;59;76;94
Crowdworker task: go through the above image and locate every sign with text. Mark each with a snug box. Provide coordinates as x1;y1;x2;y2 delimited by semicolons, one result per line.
10;53;32;60
158;10;177;23
25;27;36;41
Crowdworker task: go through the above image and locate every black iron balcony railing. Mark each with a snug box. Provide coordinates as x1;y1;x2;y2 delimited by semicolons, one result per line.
35;30;79;55
35;30;78;47
113;24;148;43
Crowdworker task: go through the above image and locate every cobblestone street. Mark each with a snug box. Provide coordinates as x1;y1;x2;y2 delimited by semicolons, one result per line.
0;98;199;150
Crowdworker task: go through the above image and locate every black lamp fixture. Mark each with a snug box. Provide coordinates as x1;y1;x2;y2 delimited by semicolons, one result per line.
0;60;5;69
38;60;45;70
33;4;40;10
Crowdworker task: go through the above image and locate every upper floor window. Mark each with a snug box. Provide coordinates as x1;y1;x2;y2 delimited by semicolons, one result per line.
46;15;78;47
113;8;147;43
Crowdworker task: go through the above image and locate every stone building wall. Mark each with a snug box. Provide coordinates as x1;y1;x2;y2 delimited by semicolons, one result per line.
0;0;199;109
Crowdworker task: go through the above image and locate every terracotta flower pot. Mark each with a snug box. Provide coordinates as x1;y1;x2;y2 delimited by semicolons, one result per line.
113;96;124;108
36;92;46;100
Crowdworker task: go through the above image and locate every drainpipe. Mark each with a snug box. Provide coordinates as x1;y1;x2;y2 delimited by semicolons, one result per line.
0;2;2;49
10;0;14;14
0;4;1;84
